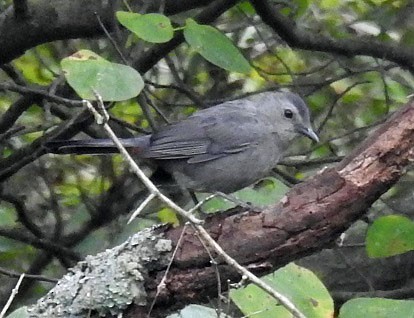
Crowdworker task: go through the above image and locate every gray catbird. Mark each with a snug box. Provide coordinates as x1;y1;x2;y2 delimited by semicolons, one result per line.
46;91;318;193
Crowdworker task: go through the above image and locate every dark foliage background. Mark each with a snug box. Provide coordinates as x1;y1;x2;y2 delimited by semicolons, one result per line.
0;0;413;315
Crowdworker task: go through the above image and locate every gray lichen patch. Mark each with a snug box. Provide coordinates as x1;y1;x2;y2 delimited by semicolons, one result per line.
28;227;173;317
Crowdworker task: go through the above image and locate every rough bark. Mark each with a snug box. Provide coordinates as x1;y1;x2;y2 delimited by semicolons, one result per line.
28;99;414;317
28;228;173;317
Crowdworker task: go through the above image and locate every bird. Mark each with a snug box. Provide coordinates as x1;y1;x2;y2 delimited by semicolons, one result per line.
45;91;318;194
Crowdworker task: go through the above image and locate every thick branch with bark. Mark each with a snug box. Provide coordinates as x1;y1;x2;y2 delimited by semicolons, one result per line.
28;99;414;317
0;0;235;65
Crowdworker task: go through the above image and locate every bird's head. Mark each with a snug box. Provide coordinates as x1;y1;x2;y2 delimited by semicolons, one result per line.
262;91;319;144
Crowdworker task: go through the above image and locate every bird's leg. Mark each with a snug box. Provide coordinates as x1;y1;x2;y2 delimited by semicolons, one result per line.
189;190;199;205
188;191;212;218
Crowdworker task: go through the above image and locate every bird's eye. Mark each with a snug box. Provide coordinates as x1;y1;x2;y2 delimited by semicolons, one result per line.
284;109;293;119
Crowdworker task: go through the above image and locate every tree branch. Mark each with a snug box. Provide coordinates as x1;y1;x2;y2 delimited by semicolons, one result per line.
0;94;41;134
13;0;28;19
0;0;236;65
249;0;414;73
0;228;80;261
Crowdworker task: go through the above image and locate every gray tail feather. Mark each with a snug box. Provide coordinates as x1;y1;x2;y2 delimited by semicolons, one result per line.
45;136;151;155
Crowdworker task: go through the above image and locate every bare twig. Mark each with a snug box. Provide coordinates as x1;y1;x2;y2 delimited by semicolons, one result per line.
137;94;158;131
145;80;208;109
0;194;44;238
0;273;25;318
279;156;343;168
127;193;156;224
0;267;57;283
249;0;414;73
0;82;83;107
164;56;207;109
0;95;41;134
317;81;370;134
95;12;129;65
147;224;189;317
142;90;170;124
0;228;81;261
109;116;150;134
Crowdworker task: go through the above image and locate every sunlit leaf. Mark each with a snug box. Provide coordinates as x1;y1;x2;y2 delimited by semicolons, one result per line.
13;49;55;85
401;30;414;47
366;215;414;258
184;19;251;74
230;263;334;318
158;207;180;226
294;0;311;16
61;50;144;101
238;1;256;15
339;298;414;318
116;11;174;43
167;304;230;318
320;0;340;9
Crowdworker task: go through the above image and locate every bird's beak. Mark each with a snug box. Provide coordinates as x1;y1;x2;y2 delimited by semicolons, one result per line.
298;126;319;142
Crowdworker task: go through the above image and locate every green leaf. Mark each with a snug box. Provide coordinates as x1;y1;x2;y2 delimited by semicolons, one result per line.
158;207;180;226
116;11;174;43
200;177;289;213
293;0;311;17
238;1;256;15
183;19;251;74
320;0;340;9
366;215;414;258
230;263;334;318
13;48;55;85
6;306;29;318
401;30;414;47
167;304;231;318
339;298;414;318
61;50;144;101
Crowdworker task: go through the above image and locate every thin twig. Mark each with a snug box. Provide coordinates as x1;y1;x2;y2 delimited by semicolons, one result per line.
109;116;150;134
127;193;156;224
164;56;207;109
95;12;129;65
142;90;171;124
0;194;44;238
0;82;83;107
317;81;370;134
0;273;25;318
137;94;158;131
279;156;343;168
0;267;57;283
192;226;223;315
147;224;188;317
145;80;208;109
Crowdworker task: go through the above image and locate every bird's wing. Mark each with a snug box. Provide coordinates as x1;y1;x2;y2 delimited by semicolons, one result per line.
145;105;270;163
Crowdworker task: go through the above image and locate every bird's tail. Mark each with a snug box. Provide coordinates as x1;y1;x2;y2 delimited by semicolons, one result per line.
45;136;151;155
